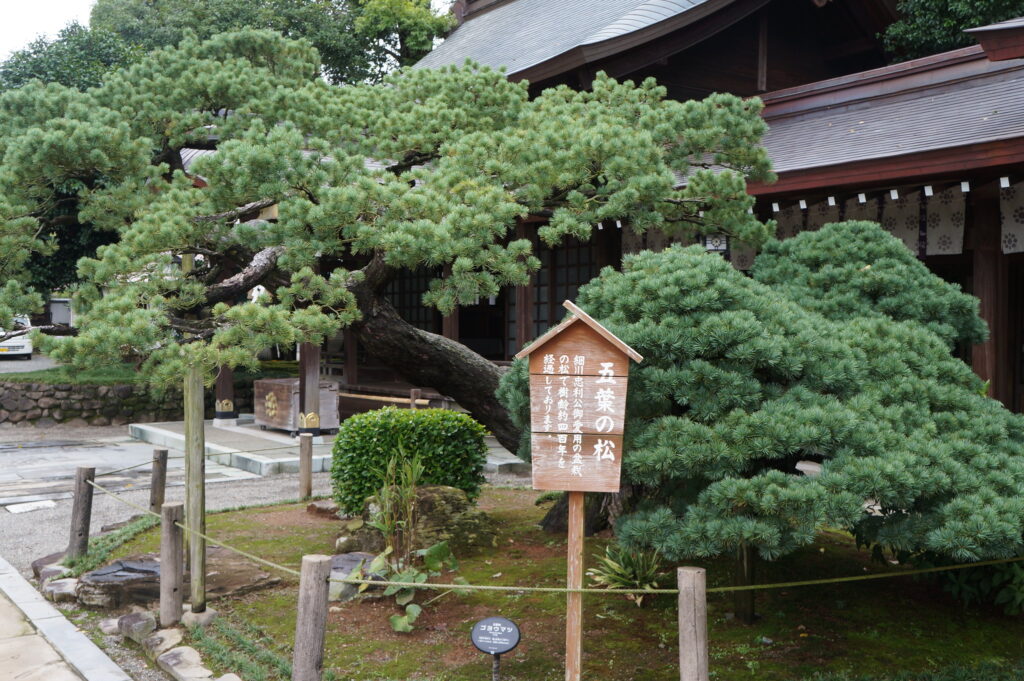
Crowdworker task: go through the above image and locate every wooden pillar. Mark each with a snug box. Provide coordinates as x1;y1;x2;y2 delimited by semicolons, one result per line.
184;363;207;613
292;555;332;681
971;184;1011;406
160;503;184;627
299;342;321;436
678;567;709;681
565;491;584;681
515;222;534;351
67;467;95;560
149;449;168;515
343;330;359;386
214;365;237;421
756;13;768;92
299;434;313;501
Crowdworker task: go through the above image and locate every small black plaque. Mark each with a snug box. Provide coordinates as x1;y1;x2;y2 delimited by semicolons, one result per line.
471;616;520;655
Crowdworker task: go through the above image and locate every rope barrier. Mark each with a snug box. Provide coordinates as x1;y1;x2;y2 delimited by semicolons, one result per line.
83;478;1024;598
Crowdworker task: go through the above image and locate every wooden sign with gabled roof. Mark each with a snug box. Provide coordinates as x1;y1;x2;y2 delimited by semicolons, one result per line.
515;300;642;494
516;300;642;681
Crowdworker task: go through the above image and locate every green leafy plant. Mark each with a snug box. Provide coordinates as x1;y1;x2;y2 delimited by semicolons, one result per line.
331;407;487;514
586;543;667;607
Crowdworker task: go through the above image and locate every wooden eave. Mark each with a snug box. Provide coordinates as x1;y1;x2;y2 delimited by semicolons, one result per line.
508;0;758;84
515;301;643;363
966;18;1024;62
748;137;1024;197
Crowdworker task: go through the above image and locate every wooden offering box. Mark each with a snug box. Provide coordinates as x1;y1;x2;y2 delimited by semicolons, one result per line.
253;378;340;434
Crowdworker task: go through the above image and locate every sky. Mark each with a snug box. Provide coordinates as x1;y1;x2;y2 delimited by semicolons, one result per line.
1;0;95;58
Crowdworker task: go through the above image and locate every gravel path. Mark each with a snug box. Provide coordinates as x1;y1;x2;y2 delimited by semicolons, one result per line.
0;472;336;577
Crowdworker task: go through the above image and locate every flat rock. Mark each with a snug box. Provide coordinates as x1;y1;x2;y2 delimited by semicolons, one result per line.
307;500;341;517
118;611;157;644
215;675;242;681
142;628;183;660
42;578;79;603
181;605;218;629
99;617;121;635
328;552;380;602
31;551;65;579
157;646;214;681
38;564;70;582
77;547;281;609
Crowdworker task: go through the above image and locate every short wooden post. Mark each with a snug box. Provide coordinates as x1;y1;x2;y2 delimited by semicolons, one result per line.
409;388;421;410
160;503;184;627
299;433;313;500
292;554;332;681
565;490;584;681
149;449;168;515
678;567;709;681
184;363;207;613
67;467;96;559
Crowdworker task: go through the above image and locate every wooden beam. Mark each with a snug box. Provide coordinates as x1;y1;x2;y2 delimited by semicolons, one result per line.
299;342;321;436
971;184;1012;407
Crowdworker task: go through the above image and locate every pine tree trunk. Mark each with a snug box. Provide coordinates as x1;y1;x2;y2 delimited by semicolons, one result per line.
349;287;522;453
733;543;757;624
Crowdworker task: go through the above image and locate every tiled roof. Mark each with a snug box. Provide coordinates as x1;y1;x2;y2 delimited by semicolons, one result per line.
415;0;712;76
760;54;1024;176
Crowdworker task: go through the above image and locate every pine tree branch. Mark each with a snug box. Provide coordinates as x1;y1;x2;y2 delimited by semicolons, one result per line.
203;245;286;305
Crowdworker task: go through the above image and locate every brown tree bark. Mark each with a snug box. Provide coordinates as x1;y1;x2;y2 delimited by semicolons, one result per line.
346;261;522;452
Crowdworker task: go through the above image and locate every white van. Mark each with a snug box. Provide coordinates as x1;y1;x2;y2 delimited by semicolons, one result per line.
0;316;32;359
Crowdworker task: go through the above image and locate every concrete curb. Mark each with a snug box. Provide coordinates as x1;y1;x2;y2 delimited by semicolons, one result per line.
0;554;130;681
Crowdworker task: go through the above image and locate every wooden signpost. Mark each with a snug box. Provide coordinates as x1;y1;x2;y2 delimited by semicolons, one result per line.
515;300;642;681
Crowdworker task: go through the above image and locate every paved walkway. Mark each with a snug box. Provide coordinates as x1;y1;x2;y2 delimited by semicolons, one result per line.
0;555;129;681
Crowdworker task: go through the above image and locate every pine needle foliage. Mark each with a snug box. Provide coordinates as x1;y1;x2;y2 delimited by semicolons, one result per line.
498;222;1024;564
0;29;774;389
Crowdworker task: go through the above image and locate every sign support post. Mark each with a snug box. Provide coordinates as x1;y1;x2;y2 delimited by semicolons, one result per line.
515;300;642;681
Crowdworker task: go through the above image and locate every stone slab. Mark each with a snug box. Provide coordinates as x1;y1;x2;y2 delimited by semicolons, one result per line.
0;634;80;681
6;500;58;514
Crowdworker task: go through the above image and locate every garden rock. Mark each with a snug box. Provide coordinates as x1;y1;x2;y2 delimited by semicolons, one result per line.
99;617;121;635
42;578;78;603
328;552;381;602
156;646;214;681
335;485;496;555
215;676;242;681
118;611;156;644
142;628;183;659
307;500;342;517
76;547;280;608
31;551;65;579
77;559;161;608
181;604;218;628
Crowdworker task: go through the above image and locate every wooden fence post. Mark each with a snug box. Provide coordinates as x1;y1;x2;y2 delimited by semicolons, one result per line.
678;567;709;681
184;363;207;613
299;433;313;501
292;554;332;681
67;467;96;560
409;388;421;410
149;449;168;515
160;503;184;627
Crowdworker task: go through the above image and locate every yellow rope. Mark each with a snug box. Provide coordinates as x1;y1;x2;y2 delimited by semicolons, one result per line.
84;479;1024;596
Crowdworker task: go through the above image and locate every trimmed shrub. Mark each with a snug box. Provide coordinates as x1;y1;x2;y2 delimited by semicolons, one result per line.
331;407;488;513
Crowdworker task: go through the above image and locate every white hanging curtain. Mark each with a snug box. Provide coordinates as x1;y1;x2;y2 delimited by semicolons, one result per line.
1000;183;1024;254
774;204;804;240
843;196;879;223
805;200;840;230
925;186;965;255
881;191;921;254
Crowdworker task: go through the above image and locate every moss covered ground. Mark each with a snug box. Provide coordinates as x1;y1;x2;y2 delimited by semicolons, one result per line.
108;489;1024;680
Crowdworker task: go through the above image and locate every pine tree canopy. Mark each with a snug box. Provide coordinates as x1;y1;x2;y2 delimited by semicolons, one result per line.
498;222;1024;563
0;30;772;397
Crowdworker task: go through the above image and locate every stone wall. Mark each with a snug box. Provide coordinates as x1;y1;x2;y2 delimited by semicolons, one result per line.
0;381;255;427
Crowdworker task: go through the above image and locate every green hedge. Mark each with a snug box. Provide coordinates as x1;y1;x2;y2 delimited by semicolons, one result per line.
330;407;488;513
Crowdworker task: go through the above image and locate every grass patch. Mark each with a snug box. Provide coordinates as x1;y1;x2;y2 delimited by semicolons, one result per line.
101;489;1024;681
